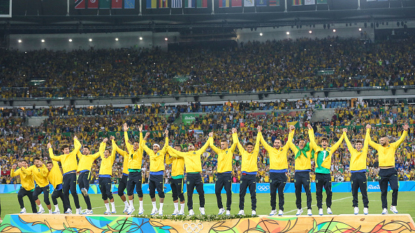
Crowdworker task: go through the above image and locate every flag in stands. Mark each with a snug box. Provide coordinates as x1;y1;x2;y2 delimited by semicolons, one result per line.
159;0;168;8
75;0;86;8
88;0;99;8
184;0;195;7
172;0;182;7
256;0;267;6
112;0;122;8
269;0;280;6
317;0;327;3
99;0;110;8
232;0;242;7
244;0;254;6
197;0;207;8
305;0;315;4
124;0;135;8
219;0;230;7
292;0;302;5
147;0;157;8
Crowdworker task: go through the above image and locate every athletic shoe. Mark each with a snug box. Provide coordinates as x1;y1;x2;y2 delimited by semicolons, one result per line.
52;210;60;214
123;206;129;214
112;210;117;214
296;209;303;216
354;207;359;215
158;209;163;216
390;206;398;214
188;209;195;216
127;207;135;215
226;210;231;216
138;208;144;215
104;211;111;215
278;210;284;216
178;209;185;216
84;209;93;215
382;208;388;215
238;210;245;215
307;209;312;216
172;209;179;216
318;208;323;216
327;207;333;215
151;208;158;216
199;207;206;215
81;188;88;197
252;210;256;216
64;208;72;214
20;208;26;214
363;207;368;215
269;210;277;216
218;208;225;215
76;208;82;215
37;208;45;214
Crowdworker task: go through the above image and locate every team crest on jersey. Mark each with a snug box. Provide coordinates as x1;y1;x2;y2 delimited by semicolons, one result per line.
157;152;160;156
226;151;228;154
193;152;196;154
328;149;331;152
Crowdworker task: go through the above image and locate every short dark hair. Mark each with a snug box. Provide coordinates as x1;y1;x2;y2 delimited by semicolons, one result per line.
321;137;328;142
299;138;306;142
47;161;53;165
380;135;388;138
61;145;69;151
83;146;90;150
220;138;228;142
174;144;181;147
355;140;363;144
245;142;254;147
34;157;40;161
21;160;28;163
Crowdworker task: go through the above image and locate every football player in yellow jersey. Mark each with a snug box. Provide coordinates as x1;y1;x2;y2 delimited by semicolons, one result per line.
112;139;131;214
209;128;237;216
98;138;117;215
166;145;186;216
46;160;69;214
49;136;82;214
11;161;37;214
367;123;408;214
21;157;51;214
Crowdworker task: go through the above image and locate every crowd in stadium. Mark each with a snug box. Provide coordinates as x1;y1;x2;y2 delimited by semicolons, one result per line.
1;98;415;187
1;37;415;100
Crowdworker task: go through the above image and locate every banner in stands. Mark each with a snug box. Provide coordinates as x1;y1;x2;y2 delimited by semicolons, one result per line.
181;114;197;125
0;181;414;194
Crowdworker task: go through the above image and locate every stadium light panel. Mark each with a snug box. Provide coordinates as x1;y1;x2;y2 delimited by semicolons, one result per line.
139;37;143;40
286;31;290;35
309;30;312;34
41;39;45;43
259;33;263;36
18;39;22;43
89;38;92;42
69;39;72;42
115;38;119;41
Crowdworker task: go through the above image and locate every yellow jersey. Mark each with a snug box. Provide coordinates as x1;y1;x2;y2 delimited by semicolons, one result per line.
49;138;82;174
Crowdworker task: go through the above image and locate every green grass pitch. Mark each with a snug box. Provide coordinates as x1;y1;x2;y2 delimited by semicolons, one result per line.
1;192;415;219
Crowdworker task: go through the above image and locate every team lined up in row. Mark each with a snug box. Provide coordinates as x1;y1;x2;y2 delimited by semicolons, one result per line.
12;122;409;216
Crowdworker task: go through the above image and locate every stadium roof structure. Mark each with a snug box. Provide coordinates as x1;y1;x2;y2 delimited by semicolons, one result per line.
0;0;414;33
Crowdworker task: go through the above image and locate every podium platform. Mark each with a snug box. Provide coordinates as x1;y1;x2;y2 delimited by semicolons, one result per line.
0;213;414;233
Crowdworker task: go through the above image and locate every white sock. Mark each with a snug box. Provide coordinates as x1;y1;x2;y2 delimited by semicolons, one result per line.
159;203;164;210
38;204;43;210
49;209;52;214
174;202;179;211
180;203;185;211
139;200;143;209
124;201;129;208
152;201;157;209
105;203;110;212
111;202;116;211
54;205;59;212
129;200;134;208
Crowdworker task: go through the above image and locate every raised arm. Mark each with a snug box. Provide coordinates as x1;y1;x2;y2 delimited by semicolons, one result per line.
124;123;133;153
286;128;299;154
229;131;238;152
342;128;354;153
142;132;154;156
284;126;295;150
197;137;212;154
258;126;273;152
363;128;370;151
112;140;129;157
40;164;49;178
48;143;61;162
77;150;83;160
91;141;107;160
73;136;81;152
307;125;319;151
392;124;409;149
232;131;245;154
253;131;261;156
330;134;345;152
366;124;381;150
209;132;221;154
167;146;186;158
11;166;20;177
159;130;170;155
